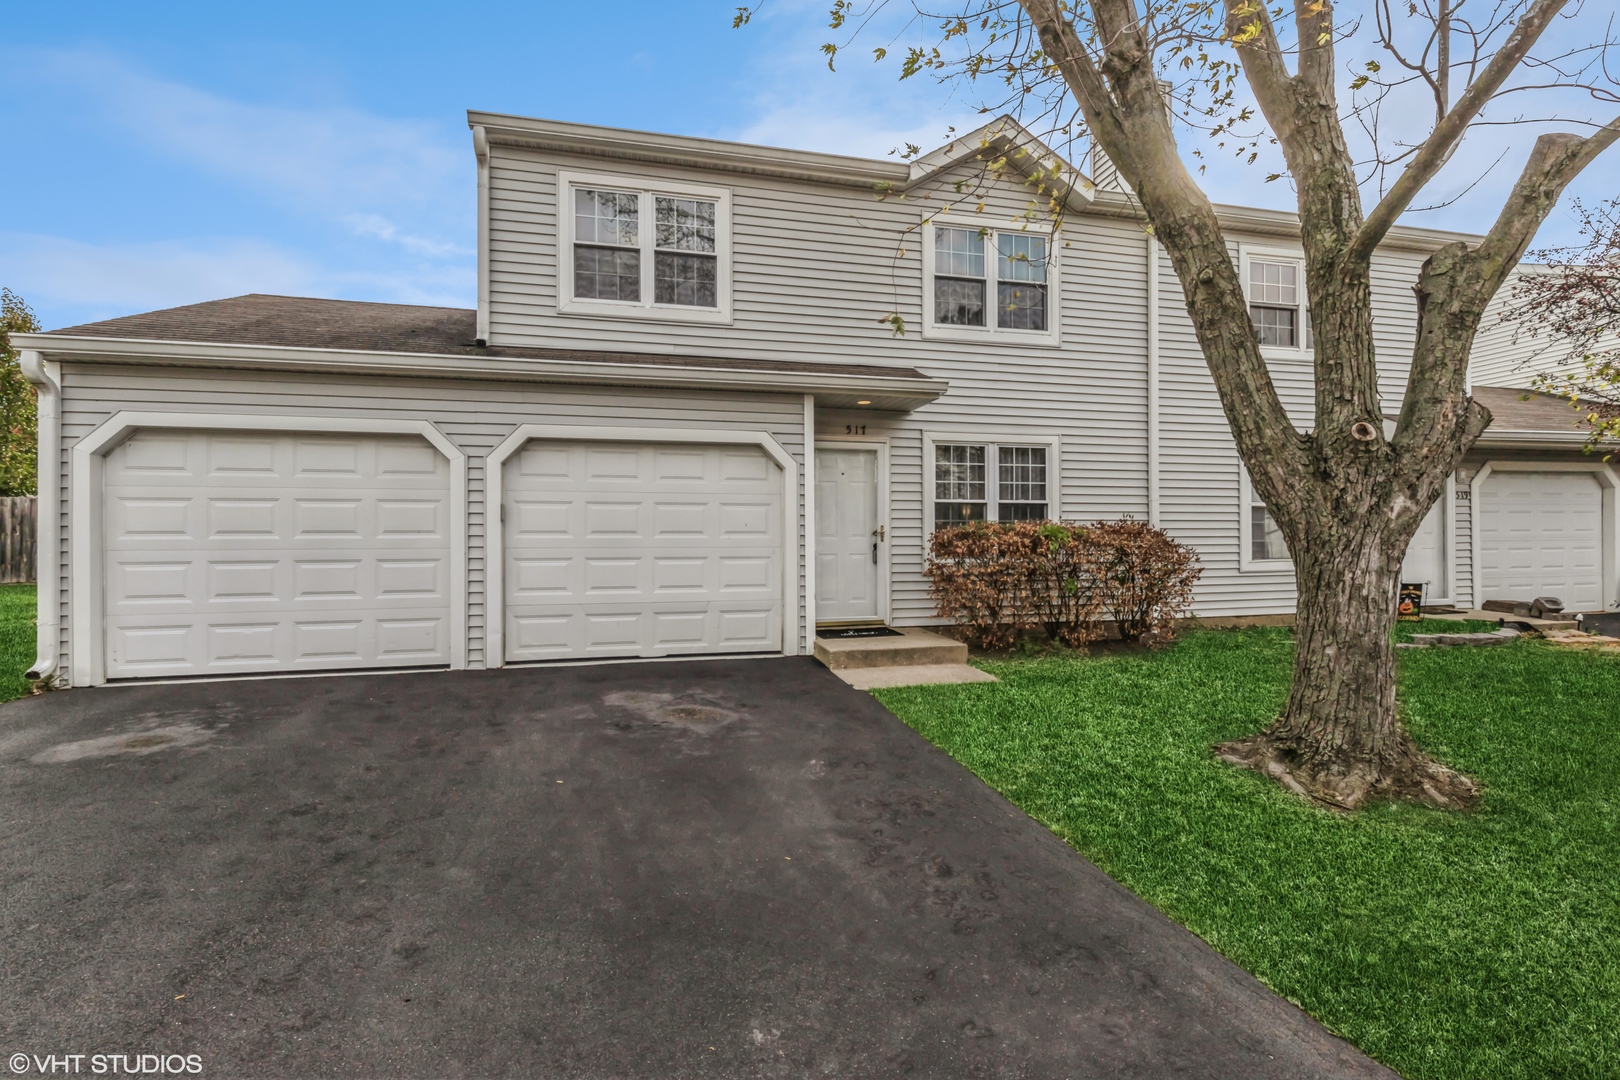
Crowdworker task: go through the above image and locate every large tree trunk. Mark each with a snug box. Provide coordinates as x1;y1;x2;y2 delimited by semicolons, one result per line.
1016;0;1614;811
1216;523;1480;809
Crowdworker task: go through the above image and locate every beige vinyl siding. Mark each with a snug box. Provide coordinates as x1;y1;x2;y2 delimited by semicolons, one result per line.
54;364;806;678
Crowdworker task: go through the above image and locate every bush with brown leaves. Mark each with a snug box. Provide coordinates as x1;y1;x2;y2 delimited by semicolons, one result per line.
926;519;1200;649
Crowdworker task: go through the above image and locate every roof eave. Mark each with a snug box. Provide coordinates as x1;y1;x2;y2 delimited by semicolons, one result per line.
16;334;948;412
469;111;909;191
1473;429;1594;448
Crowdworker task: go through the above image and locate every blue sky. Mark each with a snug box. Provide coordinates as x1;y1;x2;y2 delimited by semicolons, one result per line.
2;1;1611;330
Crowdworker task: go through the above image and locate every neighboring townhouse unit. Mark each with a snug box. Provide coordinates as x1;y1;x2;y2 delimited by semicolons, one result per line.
14;111;1617;687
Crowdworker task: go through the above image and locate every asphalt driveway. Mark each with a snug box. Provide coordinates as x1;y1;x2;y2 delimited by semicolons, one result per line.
1;657;1391;1078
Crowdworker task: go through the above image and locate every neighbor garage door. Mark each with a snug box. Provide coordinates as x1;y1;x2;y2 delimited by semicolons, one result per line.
103;430;454;679
504;440;783;661
1478;469;1604;611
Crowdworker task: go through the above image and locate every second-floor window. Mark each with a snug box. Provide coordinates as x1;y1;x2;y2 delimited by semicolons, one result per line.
574;189;641;301
558;171;732;323
927;225;1058;343
1245;252;1313;353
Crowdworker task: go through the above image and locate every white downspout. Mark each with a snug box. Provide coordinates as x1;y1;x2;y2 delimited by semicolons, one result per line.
472;125;492;346
20;351;61;685
802;393;816;646
1146;234;1161;526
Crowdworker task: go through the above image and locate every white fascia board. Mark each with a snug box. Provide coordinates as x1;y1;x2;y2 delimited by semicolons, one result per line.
469;111;909;191
1474;429;1594;448
905;115;1095;211
17;333;948;405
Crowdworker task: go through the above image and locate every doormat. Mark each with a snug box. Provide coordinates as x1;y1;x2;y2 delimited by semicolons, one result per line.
817;626;903;640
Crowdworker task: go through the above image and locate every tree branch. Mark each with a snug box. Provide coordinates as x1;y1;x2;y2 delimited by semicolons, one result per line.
1348;0;1569;263
1020;0;1310;505
1393;115;1620;474
1296;0;1338;103
1226;0;1300;147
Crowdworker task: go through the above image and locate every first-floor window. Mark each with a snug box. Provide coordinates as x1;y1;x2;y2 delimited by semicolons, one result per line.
934;444;986;525
1249;495;1288;562
934;443;1049;528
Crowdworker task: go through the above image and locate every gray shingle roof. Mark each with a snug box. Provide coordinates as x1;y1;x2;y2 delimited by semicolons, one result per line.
46;294;931;382
1472;384;1595;433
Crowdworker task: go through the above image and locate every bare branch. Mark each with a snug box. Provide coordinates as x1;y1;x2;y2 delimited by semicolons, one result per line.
1349;0;1569;262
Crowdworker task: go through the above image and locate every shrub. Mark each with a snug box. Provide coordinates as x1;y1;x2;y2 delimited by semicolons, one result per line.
1084;520;1201;643
926;518;1200;649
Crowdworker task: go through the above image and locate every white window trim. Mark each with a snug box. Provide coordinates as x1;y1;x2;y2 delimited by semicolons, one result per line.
482;425;800;666
1238;463;1293;572
556;169;733;325
1238;243;1311;364
70;412;469;687
921;218;1062;346
922;432;1062;536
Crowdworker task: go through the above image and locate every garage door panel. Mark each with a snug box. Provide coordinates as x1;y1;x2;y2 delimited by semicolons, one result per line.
1479;471;1605;611
505;440;784;662
104;431;453;679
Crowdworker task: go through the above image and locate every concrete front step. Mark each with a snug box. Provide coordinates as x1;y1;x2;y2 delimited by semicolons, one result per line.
812;627;968;670
834;663;999;690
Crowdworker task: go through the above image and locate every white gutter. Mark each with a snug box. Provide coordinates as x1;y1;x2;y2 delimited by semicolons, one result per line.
1474;429;1592;448
19;351;61;686
472;125;491;345
1145;234;1161;526
13;333;948;409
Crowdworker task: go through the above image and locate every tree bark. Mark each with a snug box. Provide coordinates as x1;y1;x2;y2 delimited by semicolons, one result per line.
1216;525;1478;810
1015;0;1618;810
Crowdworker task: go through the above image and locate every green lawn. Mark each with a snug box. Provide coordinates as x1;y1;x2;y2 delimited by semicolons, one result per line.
0;584;35;702
875;624;1620;1080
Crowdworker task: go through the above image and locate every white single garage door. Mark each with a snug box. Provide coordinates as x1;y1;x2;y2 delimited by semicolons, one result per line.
505;440;783;661
103;430;454;679
1478;470;1605;611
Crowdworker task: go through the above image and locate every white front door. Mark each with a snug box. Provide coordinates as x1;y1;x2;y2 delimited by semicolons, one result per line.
503;440;784;661
815;447;881;623
1401;499;1448;603
1478;470;1605;610
102;430;454;679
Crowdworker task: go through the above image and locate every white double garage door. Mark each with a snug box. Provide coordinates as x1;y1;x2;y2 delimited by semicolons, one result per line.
103;429;784;680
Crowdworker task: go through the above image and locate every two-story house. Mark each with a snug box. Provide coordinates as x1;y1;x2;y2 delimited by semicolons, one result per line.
14;111;1615;687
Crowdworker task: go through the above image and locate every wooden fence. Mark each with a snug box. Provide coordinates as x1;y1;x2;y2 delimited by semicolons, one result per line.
0;496;37;584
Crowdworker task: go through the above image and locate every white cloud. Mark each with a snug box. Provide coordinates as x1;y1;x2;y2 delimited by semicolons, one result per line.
19;48;469;225
343;213;472;259
0;233;471;330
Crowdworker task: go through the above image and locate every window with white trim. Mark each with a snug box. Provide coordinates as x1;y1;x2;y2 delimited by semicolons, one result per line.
927;225;1056;340
558;171;731;322
933;442;1049;527
1240;469;1290;568
1244;253;1313;352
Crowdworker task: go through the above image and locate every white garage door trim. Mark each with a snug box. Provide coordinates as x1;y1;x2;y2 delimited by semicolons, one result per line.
1468;460;1618;610
484;425;799;667
71;411;468;686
